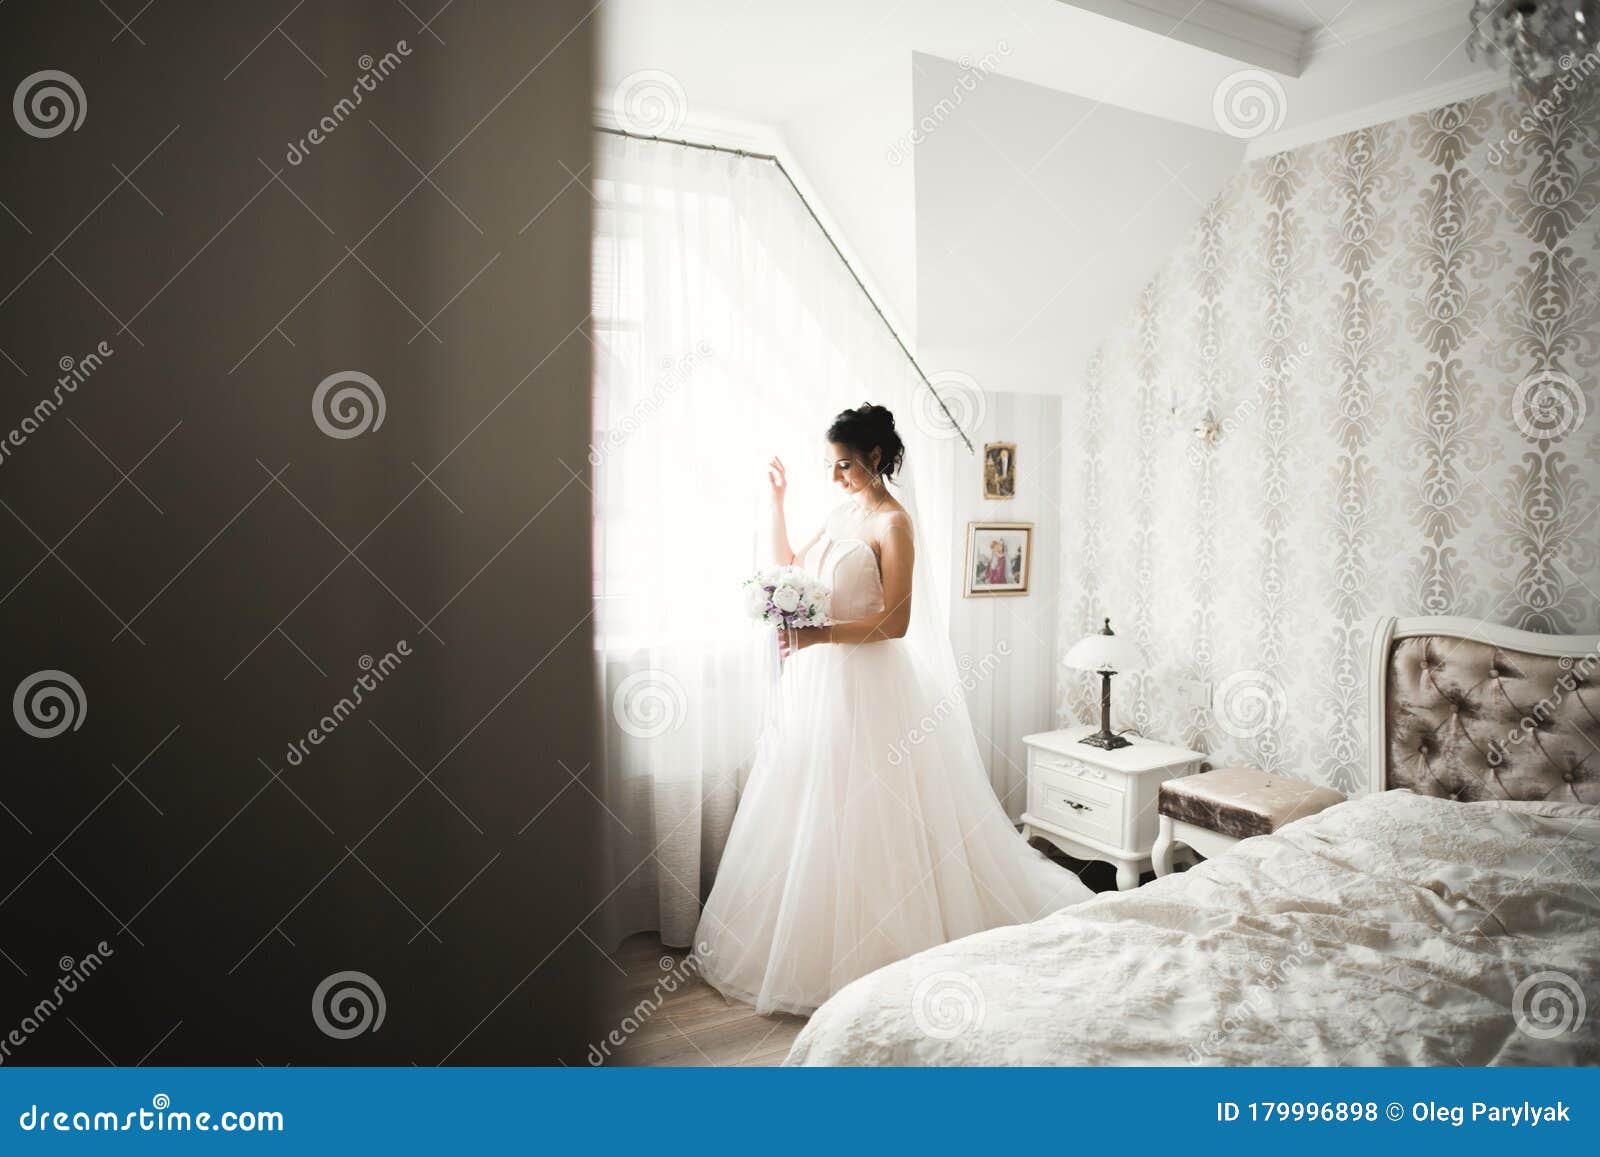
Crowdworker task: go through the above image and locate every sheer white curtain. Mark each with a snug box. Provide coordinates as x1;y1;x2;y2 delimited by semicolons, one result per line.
591;132;962;947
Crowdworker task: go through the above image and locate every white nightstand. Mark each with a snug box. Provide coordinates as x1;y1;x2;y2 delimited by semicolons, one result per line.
1021;725;1205;890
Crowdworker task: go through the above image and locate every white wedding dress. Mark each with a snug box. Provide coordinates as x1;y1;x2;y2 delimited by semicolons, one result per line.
695;521;1093;1016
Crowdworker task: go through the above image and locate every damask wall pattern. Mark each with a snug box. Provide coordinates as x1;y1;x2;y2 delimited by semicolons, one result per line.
1058;87;1600;795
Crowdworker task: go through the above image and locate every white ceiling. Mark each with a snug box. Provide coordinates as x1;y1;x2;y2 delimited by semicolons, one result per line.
598;0;1505;395
913;53;1247;394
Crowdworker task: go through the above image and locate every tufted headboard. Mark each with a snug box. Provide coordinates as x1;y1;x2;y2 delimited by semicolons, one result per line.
1367;615;1600;802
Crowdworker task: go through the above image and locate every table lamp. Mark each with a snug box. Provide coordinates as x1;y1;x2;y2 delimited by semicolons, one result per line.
1063;617;1144;750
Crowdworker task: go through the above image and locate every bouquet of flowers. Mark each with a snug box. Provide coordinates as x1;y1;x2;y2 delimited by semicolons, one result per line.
743;564;831;639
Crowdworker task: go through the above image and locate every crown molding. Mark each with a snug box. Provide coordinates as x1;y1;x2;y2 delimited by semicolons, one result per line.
1063;0;1473;77
1059;0;1304;76
1303;0;1465;61
1242;68;1509;160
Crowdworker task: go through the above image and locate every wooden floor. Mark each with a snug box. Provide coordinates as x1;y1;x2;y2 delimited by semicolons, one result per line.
605;934;806;1066
603;839;1127;1067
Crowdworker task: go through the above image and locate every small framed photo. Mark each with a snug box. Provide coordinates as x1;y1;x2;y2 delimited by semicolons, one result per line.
964;521;1031;597
983;442;1016;499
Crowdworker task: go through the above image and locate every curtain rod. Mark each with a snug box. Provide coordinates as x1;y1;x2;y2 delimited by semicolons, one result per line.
595;124;977;455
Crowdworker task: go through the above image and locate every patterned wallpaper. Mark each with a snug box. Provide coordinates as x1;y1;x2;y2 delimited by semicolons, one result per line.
1057;87;1600;795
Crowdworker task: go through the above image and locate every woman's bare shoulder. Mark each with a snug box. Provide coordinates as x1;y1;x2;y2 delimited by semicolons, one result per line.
871;502;913;540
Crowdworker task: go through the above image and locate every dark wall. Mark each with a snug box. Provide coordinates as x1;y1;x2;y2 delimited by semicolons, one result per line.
0;1;602;1063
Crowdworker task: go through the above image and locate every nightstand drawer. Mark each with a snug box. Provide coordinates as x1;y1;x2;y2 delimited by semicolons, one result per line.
1033;773;1122;846
1033;761;1123;810
1035;752;1118;788
1022;726;1207;891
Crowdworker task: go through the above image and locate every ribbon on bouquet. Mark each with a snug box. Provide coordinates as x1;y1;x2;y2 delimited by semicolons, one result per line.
740;562;831;733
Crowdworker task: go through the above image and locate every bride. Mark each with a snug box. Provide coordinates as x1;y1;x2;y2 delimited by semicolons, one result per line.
695;403;1093;1016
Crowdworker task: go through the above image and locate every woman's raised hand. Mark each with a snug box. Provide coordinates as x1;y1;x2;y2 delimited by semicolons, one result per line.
767;457;787;505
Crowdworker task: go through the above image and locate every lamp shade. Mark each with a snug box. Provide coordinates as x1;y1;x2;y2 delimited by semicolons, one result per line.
1064;621;1144;673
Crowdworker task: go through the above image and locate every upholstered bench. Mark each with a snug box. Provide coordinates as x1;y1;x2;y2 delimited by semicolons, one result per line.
1151;766;1345;876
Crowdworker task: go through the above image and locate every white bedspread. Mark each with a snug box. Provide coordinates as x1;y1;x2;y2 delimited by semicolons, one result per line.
786;791;1600;1066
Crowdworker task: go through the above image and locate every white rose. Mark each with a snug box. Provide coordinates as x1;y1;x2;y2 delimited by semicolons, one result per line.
744;586;767;616
772;585;801;613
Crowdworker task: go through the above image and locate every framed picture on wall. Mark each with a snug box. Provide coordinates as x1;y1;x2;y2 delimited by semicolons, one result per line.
983;442;1016;498
964;521;1032;597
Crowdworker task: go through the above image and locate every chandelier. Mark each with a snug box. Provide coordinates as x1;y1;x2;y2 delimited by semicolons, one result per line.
1468;1;1597;89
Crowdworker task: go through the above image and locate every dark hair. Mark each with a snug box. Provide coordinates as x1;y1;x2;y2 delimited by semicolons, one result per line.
827;402;905;483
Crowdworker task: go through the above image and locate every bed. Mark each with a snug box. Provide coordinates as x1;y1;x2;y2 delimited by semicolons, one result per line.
785;615;1600;1065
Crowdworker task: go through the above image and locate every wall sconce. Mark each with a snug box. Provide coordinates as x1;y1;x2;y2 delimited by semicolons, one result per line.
1168;386;1223;449
1191;412;1222;448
